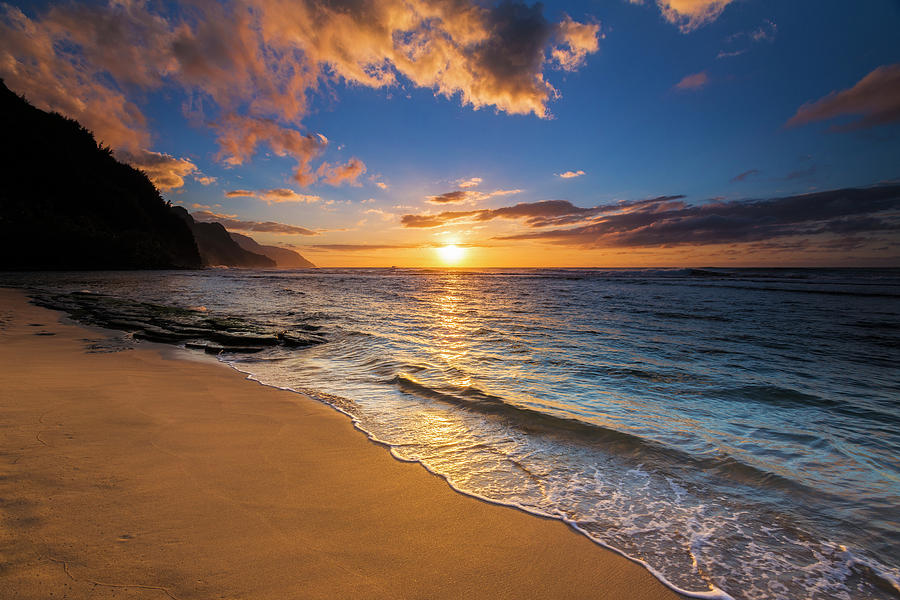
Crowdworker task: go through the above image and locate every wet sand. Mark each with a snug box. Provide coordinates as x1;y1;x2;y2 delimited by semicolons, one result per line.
0;287;683;599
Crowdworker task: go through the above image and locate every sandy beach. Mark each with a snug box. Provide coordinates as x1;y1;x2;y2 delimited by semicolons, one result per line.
0;287;682;599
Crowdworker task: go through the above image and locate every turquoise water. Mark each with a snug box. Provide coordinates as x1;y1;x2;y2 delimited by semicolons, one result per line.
6;268;900;599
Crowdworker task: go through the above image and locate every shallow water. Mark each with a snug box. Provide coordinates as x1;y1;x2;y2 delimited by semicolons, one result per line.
5;267;900;600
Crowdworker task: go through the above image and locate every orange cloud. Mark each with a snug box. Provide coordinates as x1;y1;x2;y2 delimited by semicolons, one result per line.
457;177;483;189
558;170;585;178
117;149;198;190
257;188;321;204
551;16;601;70
674;71;709;91
0;4;151;150
224;188;321;202
628;0;733;32
0;0;601;185
317;158;367;186
657;0;733;32
214;115;328;187
786;64;900;131
193;175;217;185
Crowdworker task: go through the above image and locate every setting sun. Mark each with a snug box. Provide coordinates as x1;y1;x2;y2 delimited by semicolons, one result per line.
436;244;466;265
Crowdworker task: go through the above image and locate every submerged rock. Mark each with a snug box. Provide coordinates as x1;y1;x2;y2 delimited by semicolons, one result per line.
30;291;325;355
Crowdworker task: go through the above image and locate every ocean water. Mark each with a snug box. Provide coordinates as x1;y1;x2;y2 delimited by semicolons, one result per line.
4;267;900;600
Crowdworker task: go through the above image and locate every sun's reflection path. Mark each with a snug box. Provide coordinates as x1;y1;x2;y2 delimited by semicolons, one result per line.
431;273;471;370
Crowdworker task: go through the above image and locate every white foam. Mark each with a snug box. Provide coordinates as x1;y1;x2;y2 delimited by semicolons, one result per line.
219;357;737;600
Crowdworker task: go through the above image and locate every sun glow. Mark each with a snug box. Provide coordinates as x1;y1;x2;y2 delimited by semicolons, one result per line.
436;244;466;265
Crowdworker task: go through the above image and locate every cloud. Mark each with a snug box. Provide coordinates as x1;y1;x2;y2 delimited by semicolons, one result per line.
214;115;328;186
257;188;321;204
302;244;415;251
192;210;318;235
376;182;389;190
716;49;746;60
558;170;585;179
656;1;734;33
786;64;900;131
457;177;483;189
193;175;217;185
717;19;776;59
364;208;396;221
495;185;900;248
427;191;471;204
116;149;198;190
749;19;777;42
426;188;523;204
225;188;321;202
0;0;601;185
402;196;685;228
629;0;733;32
731;169;760;183
0;4;152;150
317;158;367;186
551;16;601;71
674;71;709;91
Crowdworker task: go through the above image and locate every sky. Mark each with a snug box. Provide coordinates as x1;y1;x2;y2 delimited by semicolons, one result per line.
1;0;899;267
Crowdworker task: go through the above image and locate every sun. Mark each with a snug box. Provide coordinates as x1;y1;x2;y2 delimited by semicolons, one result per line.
436;244;466;265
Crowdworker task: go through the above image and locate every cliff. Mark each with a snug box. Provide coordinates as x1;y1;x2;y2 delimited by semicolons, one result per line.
171;208;275;268
0;80;202;270
229;232;316;268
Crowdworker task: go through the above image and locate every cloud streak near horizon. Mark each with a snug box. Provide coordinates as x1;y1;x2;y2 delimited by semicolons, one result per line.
495;185;900;249
401;196;686;228
192;210;318;235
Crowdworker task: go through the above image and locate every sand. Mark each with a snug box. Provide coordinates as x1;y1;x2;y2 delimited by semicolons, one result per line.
0;287;683;599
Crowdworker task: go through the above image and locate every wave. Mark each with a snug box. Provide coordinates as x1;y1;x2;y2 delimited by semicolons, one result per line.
390;373;817;499
221;364;737;600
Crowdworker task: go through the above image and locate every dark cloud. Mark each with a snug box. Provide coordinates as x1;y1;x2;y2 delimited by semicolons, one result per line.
731;169;760;183
820;216;896;234
401;196;686;228
476;2;554;97
192;210;318;235
428;191;470;204
786;63;900;131
425;188;522;204
495;185;900;248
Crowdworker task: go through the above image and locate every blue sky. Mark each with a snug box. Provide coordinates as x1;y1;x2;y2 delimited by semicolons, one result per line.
2;0;899;266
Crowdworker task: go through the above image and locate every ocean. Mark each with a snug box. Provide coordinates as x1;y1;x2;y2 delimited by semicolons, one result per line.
4;267;899;600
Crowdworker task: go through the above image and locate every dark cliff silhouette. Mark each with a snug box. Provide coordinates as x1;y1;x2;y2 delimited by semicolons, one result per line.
171;207;275;268
0;80;202;270
229;232;316;268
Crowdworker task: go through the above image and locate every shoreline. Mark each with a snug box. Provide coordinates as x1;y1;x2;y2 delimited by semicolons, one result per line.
0;287;684;599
